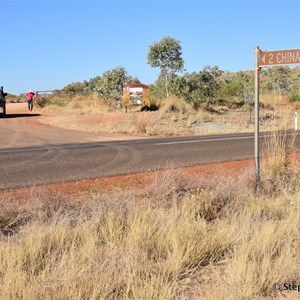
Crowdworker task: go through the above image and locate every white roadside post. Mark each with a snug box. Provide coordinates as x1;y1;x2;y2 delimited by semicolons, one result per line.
295;112;298;131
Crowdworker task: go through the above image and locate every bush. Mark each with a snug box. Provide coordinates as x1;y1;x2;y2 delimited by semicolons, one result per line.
288;92;300;102
129;112;152;134
36;96;51;108
261;130;298;195
160;96;193;114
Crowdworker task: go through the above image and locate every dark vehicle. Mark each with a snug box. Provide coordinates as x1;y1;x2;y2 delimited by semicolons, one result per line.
0;86;7;116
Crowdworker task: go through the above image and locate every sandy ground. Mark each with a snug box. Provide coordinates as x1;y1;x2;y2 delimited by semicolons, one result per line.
1;103;152;149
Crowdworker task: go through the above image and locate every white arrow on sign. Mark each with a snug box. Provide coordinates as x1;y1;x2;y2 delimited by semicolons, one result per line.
259;49;300;67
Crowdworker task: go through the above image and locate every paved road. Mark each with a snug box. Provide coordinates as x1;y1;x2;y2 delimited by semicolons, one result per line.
1;133;299;189
0;104;299;189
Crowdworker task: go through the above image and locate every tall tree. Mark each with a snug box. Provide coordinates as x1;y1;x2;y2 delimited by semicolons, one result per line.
147;36;184;97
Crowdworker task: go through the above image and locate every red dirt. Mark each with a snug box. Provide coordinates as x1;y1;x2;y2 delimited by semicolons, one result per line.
0;159;255;199
2;153;299;202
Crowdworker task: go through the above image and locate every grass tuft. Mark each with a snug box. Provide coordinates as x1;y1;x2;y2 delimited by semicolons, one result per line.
160;96;193;114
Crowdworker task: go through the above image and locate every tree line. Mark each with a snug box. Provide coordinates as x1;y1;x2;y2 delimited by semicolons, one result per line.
62;36;300;107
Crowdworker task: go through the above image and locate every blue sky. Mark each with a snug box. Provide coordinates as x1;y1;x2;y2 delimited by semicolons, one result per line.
2;0;300;95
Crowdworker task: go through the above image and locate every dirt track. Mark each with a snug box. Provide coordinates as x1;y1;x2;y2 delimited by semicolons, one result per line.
0;103;148;149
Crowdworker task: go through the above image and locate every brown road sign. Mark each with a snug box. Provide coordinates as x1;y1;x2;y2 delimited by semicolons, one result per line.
259;49;300;67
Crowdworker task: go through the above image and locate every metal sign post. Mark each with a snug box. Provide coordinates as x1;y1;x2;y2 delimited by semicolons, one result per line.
254;46;300;192
254;46;261;191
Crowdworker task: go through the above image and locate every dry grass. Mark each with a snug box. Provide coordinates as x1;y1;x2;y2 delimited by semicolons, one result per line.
261;117;299;195
210;196;300;300
260;93;287;108
41;95;112;115
262;131;294;179
129;112;152;134
34;94;300;137
159;96;194;114
0;160;299;299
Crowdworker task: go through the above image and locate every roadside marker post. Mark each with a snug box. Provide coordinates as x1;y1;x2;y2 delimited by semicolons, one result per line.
254;46;300;192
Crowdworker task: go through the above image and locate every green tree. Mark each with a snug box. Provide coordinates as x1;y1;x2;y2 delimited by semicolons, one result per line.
63;81;88;94
148;77;166;103
149;72;189;101
288;72;300;102
168;74;190;99
85;76;101;94
93;67;138;105
184;66;223;104
218;71;254;106
147;36;184;97
261;66;291;95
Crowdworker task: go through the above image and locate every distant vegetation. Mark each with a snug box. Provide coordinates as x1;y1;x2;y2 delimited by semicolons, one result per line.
35;65;299;117
32;66;298;114
66;36;300;108
8;35;299;110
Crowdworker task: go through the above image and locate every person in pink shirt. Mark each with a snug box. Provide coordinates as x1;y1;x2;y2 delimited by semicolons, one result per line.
25;90;36;111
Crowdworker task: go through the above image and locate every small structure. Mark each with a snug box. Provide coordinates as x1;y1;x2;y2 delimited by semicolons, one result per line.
123;82;149;105
0;86;7;116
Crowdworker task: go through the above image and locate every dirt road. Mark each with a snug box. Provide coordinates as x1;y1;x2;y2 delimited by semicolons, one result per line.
0;103;147;149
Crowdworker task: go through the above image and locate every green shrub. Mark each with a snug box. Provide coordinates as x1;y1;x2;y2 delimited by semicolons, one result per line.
288;92;300;102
